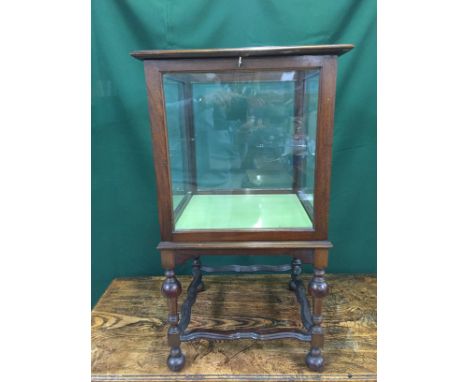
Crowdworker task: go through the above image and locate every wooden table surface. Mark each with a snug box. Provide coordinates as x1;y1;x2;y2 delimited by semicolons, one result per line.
92;274;376;382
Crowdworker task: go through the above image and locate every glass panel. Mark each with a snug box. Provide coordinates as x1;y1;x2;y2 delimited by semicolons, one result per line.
162;70;320;230
297;72;320;216
162;78;190;211
192;80;294;189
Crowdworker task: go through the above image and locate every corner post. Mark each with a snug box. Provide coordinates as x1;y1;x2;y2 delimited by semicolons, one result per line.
161;250;185;371
306;248;329;371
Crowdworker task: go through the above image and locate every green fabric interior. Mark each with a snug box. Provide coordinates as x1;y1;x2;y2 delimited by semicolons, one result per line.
175;194;313;230
172;195;184;209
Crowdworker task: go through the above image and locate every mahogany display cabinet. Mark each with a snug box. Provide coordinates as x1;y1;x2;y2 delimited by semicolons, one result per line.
131;44;354;372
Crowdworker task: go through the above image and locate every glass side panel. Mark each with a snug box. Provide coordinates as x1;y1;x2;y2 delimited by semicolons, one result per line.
162;78;190;211
162;70;320;230
297;72;320;214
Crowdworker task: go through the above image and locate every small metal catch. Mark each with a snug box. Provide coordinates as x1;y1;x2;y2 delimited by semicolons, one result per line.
238;56;243;67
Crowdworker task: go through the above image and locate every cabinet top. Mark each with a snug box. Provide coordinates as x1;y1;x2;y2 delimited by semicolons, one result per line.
130;44;354;60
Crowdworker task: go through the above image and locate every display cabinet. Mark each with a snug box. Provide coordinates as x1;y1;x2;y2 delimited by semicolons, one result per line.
131;44;353;372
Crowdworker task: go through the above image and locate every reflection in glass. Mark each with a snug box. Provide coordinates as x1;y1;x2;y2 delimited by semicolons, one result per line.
162;70;319;230
163;78;189;211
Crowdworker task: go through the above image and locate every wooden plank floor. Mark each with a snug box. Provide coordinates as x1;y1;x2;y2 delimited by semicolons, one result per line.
92;274;376;382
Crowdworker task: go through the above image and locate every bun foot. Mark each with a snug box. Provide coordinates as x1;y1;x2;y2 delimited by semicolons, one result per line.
305;348;324;371
167;348;185;372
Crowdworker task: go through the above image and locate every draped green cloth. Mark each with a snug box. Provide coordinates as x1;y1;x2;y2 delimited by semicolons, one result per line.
92;0;376;306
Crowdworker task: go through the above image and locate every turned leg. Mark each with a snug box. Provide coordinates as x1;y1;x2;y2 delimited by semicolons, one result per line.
193;256;205;292
288;258;302;291
306;249;329;371
161;268;185;371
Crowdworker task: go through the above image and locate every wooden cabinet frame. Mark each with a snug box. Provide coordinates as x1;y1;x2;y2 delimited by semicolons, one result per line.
140;54;339;242
132;45;353;372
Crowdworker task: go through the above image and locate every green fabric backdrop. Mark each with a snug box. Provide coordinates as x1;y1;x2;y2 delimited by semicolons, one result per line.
91;0;376;306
